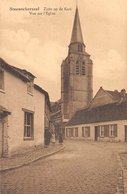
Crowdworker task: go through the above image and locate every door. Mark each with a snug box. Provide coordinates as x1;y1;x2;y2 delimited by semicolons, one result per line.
95;126;98;141
95;126;100;141
125;126;127;142
0;115;8;157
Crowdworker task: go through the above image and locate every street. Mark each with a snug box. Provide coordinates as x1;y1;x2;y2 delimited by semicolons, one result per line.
1;140;120;194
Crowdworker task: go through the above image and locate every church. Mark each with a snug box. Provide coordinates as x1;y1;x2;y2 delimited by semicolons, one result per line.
51;7;127;142
51;7;93;136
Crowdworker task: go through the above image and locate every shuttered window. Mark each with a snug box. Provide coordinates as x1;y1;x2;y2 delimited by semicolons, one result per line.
99;124;117;138
109;124;117;137
82;62;85;75
78;44;83;52
76;61;80;75
82;126;90;137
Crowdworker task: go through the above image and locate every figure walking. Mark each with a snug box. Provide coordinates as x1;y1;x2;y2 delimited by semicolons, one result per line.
45;129;52;147
52;132;55;146
59;133;63;144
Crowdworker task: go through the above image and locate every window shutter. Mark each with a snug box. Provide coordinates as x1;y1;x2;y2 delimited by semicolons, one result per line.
88;127;90;137
82;127;84;137
114;124;117;137
98;126;100;137
104;125;109;137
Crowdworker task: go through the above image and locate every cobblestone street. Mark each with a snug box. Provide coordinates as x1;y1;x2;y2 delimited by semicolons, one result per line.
1;140;124;194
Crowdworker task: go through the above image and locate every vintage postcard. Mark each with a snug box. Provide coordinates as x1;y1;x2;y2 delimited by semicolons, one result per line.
0;0;127;193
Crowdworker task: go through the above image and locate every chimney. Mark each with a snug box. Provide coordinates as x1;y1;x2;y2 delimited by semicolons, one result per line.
121;89;126;98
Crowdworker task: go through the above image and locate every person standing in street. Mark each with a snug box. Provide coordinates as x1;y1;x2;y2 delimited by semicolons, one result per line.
45;129;52;147
52;132;55;146
59;133;63;144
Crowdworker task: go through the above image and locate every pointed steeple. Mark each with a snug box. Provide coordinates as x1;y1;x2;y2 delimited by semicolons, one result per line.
70;7;84;44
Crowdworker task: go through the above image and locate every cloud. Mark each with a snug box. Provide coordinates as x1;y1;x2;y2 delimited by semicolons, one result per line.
0;28;66;101
93;49;127;94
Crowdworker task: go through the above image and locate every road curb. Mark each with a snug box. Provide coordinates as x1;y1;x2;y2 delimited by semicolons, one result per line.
114;151;125;194
0;144;65;173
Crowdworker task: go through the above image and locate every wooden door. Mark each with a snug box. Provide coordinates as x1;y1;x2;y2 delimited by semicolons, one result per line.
95;126;98;141
125;126;127;142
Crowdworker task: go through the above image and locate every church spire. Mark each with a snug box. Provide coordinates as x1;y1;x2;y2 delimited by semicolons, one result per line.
70;7;84;44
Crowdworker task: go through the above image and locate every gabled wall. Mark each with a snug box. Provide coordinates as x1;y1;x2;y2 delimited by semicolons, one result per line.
91;88;116;108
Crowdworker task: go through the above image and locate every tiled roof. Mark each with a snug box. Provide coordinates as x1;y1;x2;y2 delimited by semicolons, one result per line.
106;90;127;100
66;100;127;126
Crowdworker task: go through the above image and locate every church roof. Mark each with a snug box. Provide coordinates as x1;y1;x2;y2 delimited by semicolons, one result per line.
70;7;84;44
66;100;127;126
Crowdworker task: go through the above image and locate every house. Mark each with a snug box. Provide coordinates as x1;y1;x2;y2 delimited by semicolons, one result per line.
65;88;127;142
90;86;127;108
0;58;51;157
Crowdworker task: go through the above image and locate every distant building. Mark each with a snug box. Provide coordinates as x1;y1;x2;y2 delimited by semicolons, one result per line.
0;58;51;157
65;88;127;142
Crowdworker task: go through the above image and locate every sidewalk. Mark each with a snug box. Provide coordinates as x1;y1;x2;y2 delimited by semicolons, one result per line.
109;143;127;194
0;143;65;173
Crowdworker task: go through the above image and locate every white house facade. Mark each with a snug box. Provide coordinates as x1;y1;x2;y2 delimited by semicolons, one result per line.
0;58;51;157
65;100;127;142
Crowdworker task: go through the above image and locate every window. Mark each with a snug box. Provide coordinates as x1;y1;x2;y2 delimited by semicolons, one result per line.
99;124;117;138
100;126;104;137
78;44;83;52
76;61;85;76
109;124;117;137
76;61;80;75
69;128;73;137
73;128;78;137
66;128;78;137
82;62;85;75
0;69;4;90
24;112;34;139
27;80;33;94
82;126;90;137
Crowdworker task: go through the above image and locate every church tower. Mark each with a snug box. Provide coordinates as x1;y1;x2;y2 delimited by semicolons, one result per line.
61;7;93;121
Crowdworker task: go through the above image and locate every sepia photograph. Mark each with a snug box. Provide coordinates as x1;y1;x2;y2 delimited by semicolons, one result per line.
0;0;127;193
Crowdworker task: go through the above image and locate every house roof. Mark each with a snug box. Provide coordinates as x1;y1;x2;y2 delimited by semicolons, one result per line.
11;65;36;79
0;58;35;82
66;100;127;126
106;90;127;100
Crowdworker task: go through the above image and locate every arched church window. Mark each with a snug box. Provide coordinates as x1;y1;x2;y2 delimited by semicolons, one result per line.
76;61;80;75
82;61;85;75
78;44;83;52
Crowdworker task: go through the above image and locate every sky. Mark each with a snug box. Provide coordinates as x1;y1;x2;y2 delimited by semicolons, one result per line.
0;0;127;101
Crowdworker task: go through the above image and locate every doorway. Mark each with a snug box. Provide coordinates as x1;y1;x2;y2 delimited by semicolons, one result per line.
125;126;127;142
0;115;8;157
95;126;99;141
